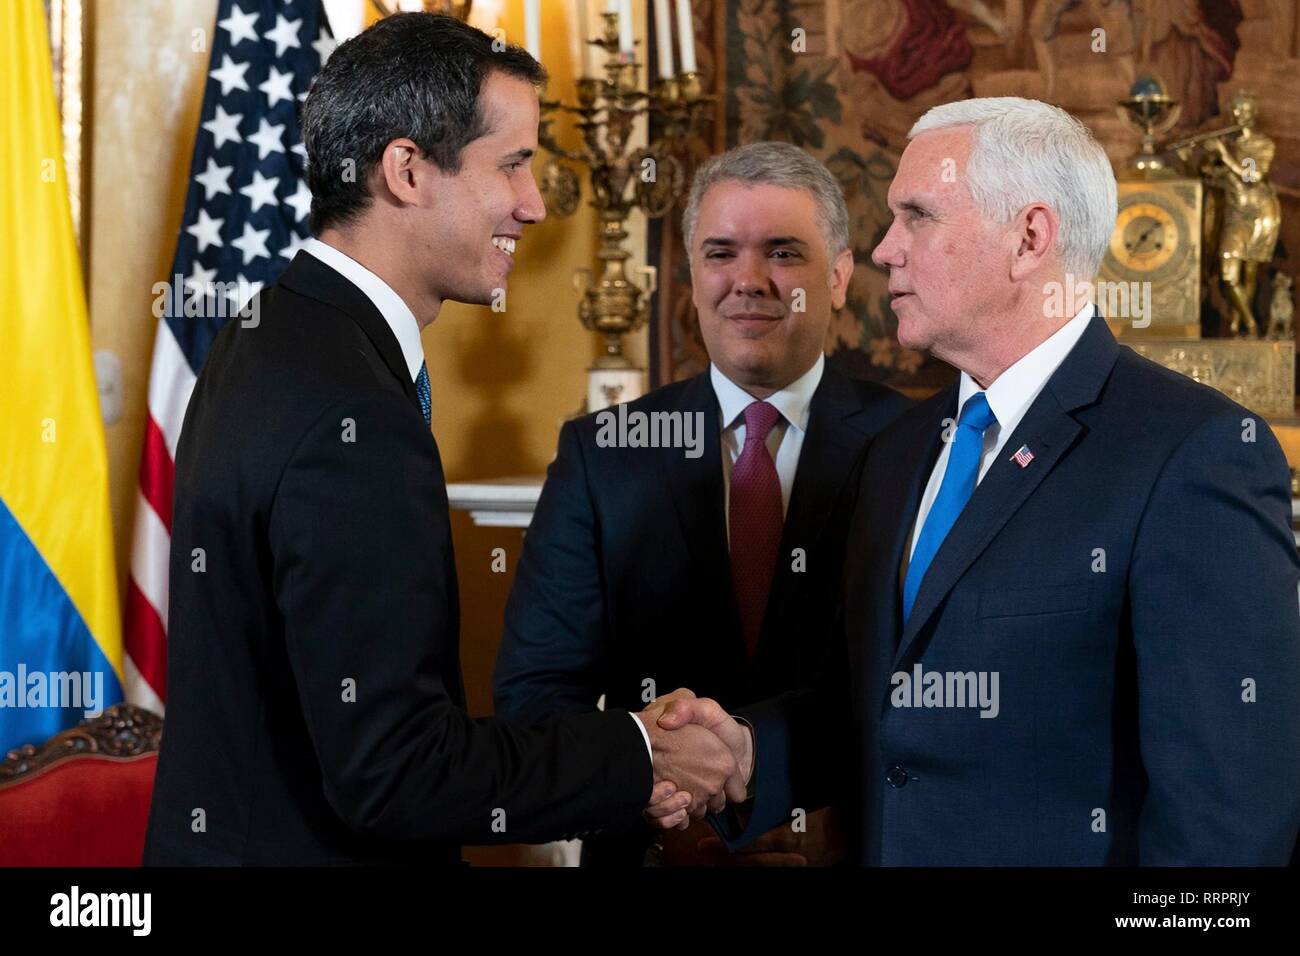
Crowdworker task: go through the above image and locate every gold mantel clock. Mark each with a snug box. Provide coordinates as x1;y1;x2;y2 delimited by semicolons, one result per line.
1098;76;1293;419
1097;178;1203;336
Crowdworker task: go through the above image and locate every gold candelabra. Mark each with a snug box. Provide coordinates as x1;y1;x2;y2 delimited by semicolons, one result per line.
368;3;710;407
537;12;712;406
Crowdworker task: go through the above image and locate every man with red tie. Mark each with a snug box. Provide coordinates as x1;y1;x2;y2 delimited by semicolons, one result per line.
493;142;911;866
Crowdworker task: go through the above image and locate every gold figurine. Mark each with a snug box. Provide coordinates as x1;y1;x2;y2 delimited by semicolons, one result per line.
1193;91;1281;338
1106;80;1295;416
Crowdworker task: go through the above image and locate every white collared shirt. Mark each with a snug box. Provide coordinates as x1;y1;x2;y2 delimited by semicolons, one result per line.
906;302;1095;563
301;237;425;383
712;353;824;539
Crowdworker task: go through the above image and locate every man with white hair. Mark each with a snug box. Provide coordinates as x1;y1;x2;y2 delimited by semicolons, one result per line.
658;97;1300;864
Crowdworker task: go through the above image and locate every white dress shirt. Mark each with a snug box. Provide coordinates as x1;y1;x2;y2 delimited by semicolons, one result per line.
300;239;658;761
301;237;425;383
906;302;1095;564
712;353;825;542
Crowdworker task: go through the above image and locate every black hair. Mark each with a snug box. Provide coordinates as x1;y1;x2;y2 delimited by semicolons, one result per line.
300;12;546;234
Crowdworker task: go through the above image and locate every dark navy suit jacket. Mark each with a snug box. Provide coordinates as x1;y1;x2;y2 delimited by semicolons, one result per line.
719;313;1300;865
145;253;652;865
494;364;911;862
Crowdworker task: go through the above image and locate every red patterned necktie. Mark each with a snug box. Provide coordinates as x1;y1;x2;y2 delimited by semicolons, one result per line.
729;400;783;662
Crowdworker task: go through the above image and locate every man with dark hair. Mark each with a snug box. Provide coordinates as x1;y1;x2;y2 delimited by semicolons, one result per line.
144;13;742;866
301;13;544;236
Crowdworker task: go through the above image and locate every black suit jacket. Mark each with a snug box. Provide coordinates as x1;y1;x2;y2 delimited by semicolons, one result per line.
493;364;911;862
722;313;1300;865
144;252;651;866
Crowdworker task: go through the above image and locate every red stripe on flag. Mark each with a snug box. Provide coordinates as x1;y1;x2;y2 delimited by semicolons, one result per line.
124;579;168;704
139;415;175;533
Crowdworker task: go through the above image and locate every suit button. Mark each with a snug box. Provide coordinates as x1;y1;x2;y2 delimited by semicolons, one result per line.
885;765;909;788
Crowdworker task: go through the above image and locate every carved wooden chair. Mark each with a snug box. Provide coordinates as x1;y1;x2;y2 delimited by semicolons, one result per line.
0;704;162;866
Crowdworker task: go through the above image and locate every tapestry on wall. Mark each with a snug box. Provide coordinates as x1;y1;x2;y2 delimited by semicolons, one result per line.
650;0;1300;397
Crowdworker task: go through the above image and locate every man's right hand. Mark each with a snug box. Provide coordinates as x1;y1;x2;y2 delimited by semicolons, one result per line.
637;695;754;831
634;691;745;828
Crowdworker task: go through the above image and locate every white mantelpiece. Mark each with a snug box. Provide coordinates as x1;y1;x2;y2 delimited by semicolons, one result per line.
446;477;544;528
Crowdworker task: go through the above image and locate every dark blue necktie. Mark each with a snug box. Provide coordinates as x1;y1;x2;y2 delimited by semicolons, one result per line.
902;392;997;622
415;362;431;426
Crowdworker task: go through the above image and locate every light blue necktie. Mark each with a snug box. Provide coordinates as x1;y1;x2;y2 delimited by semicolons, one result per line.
415;362;431;426
902;392;997;623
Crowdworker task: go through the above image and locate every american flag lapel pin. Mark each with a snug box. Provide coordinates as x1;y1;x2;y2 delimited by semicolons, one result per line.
1011;444;1035;469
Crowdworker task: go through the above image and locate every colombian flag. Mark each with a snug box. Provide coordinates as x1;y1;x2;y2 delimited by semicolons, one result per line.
0;1;124;752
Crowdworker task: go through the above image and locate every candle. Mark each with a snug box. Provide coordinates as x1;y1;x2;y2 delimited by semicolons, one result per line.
618;0;634;57
576;2;591;76
653;0;674;79
674;0;696;73
525;0;540;60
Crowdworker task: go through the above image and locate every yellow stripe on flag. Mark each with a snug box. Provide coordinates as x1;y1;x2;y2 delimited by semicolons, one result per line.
0;0;123;683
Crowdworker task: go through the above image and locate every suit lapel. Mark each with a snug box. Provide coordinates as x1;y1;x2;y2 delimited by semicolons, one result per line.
893;312;1120;666
761;369;882;652
777;370;878;566
278;251;420;407
874;389;954;641
658;373;741;650
893;390;1080;665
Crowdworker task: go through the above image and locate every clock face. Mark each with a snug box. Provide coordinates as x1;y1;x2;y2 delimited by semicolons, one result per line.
1108;197;1186;276
1097;178;1202;331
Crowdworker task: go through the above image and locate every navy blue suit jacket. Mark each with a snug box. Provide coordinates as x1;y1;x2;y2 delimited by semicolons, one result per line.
494;364;910;860
720;314;1300;865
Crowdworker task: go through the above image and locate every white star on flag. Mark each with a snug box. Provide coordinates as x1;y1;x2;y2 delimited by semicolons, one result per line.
312;28;337;65
193;158;234;200
280;232;311;261
186;208;225;252
202;104;243;149
247;117;286;159
232;222;271;264
283;180;313;223
266;14;303;58
240;170;281;213
226;274;264;310
259;66;296;108
184;262;218;297
209;54;251;96
217;4;260;47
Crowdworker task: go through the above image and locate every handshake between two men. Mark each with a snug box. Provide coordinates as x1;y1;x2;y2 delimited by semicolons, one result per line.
633;690;752;832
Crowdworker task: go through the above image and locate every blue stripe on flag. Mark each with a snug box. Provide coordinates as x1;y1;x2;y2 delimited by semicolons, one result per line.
0;500;125;753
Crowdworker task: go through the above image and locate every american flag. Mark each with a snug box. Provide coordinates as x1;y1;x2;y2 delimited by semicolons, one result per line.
1011;444;1035;469
123;0;335;714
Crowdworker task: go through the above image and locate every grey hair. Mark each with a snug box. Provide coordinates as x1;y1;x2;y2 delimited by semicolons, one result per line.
909;97;1117;279
682;141;851;260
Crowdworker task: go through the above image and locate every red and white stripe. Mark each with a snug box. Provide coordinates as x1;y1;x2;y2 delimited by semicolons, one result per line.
123;319;197;716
